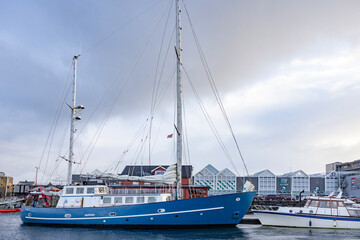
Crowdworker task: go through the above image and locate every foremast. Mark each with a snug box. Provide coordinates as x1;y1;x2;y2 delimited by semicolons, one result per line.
175;0;183;200
66;55;84;186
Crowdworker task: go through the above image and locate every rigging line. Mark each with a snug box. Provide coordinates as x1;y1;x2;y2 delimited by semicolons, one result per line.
147;67;176;156
103;118;150;174
147;64;176;156
129;135;149;176
149;0;173;165
182;97;191;167
46;122;70;182
152;26;176;113
153;65;176;114
39;61;74;184
79;1;171;174
82;0;164;55
147;26;176;164
182;65;236;174
172;54;177;165
73;2;173;153
182;1;249;178
150;0;174;115
37;60;73;169
45;157;63;185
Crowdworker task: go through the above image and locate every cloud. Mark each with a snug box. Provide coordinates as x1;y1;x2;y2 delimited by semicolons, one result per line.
2;1;360;183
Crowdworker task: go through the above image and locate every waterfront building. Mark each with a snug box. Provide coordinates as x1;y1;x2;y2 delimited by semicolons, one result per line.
238;170;312;197
277;175;291;195
194;164;218;195
194;164;237;195
342;174;360;198
14;181;35;196
0;172;13;198
215;168;237;195
326;159;360;173
279;170;310;197
252;170;277;196
308;173;325;195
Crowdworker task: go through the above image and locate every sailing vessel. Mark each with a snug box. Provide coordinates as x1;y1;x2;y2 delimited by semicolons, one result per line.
21;0;255;227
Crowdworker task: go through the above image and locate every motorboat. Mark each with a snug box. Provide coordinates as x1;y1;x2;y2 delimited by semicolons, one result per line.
252;192;360;229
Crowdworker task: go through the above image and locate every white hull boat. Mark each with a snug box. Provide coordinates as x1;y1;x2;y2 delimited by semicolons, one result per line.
253;192;360;229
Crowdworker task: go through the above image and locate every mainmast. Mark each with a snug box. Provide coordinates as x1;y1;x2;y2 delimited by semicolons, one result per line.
175;0;183;200
66;55;84;186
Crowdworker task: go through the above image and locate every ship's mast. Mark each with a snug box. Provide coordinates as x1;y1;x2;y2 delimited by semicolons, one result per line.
66;55;83;186
175;0;183;200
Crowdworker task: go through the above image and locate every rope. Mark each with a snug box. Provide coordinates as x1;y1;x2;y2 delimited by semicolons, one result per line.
182;1;250;179
79;1;172;175
81;0;164;56
39;60;74;184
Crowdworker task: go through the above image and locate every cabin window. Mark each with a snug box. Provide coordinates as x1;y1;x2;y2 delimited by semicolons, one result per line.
137;197;145;203
310;200;318;207
330;201;337;208
66;188;74;194
87;188;95;194
148;197;156;203
76;188;84;194
99;187;105;193
319;201;330;208
125;197;134;204
103;197;112;204
115;197;122;204
338;202;345;207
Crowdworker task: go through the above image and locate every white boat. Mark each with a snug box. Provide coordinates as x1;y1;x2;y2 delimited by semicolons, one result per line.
252;192;360;229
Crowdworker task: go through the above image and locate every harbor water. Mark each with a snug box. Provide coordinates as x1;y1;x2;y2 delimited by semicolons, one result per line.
2;212;360;239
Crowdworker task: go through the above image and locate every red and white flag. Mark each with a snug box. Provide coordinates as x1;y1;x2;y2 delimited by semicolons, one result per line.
167;134;173;138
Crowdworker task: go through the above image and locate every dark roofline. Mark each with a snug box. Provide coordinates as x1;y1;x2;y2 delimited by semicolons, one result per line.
120;165;193;178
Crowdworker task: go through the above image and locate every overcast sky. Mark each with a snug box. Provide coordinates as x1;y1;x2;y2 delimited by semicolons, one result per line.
1;0;360;184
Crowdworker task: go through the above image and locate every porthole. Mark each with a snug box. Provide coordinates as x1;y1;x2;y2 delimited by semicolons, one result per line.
157;208;165;213
236;198;241;202
65;214;71;218
28;213;32;217
109;212;116;216
289;210;292;213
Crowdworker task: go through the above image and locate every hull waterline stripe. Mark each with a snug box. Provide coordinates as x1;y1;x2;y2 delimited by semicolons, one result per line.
25;206;224;221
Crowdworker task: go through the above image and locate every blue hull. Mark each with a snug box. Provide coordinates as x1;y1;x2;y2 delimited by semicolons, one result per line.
21;192;255;227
